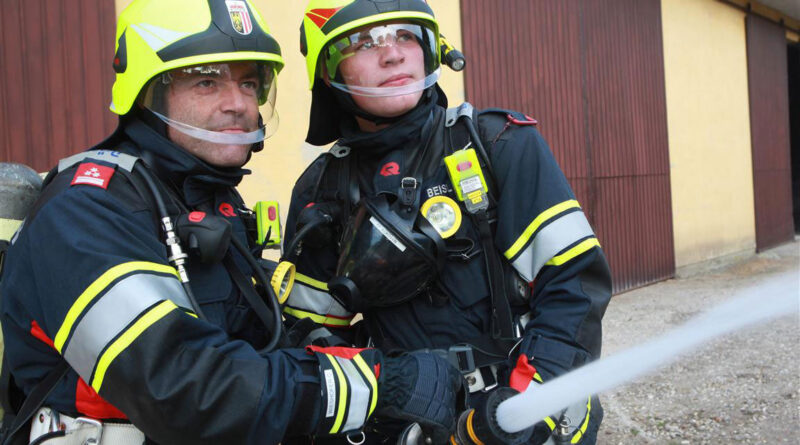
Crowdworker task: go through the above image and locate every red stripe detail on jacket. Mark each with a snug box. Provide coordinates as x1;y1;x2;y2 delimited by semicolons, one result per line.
30;320;55;349
75;378;127;420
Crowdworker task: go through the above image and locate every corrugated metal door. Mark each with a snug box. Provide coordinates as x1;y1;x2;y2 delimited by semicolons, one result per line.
746;14;795;251
0;0;118;172
461;0;674;293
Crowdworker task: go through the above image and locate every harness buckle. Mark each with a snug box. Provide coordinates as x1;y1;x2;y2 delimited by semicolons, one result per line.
447;345;476;373
72;417;103;445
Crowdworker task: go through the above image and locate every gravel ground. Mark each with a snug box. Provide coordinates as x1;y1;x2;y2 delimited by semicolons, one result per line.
598;240;800;445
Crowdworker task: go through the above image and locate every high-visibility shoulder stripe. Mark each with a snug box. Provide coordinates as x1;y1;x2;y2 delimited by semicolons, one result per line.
283;307;353;327
325;354;349;434
55;262;179;352
545;238;600;267
90;300;176;392
296;273;328;291
504;200;581;260
353;354;378;417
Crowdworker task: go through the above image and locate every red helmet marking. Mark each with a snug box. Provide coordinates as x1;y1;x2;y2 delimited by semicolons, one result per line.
306;7;343;29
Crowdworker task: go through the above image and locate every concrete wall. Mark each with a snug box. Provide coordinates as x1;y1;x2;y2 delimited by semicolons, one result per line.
115;0;465;234
661;0;756;268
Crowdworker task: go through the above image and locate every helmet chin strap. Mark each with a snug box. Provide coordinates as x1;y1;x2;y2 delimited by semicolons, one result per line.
150;109;267;145
332;86;435;127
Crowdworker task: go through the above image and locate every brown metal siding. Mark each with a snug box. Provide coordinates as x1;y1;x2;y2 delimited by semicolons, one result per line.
461;0;674;293
746;14;795;251
1;0;118;172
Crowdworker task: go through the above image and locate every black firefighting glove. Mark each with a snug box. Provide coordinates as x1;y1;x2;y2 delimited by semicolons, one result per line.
377;351;466;444
453;387;534;445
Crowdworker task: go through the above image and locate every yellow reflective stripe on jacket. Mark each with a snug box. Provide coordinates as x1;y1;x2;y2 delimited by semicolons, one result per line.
91;300;176;392
544;416;556;430
55;261;179;352
296;272;328;290
504;200;581;260
283;307;353;327
546;238;601;267
63;273;188;382
507;209;597;282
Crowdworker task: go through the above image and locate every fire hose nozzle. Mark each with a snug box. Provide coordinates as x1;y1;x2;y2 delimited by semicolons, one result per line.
451;388;533;445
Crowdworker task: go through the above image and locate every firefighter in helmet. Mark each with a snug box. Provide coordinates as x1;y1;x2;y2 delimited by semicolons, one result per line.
284;1;613;443
0;1;464;444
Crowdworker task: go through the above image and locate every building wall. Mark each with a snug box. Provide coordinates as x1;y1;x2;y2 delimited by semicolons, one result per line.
1;0;117;171
460;0;675;293
661;0;756;267
114;1;464;229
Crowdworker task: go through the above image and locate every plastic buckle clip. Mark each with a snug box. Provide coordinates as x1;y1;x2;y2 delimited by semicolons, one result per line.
400;177;418;207
448;345;476;373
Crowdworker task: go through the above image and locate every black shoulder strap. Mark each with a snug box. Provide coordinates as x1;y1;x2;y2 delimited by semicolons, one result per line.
445;103;515;339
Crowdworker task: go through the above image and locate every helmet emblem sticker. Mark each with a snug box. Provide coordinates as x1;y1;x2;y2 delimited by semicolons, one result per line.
305;8;343;29
225;1;253;35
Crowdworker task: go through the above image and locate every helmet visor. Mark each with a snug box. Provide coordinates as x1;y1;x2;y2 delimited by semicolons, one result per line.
139;61;279;144
323;22;440;98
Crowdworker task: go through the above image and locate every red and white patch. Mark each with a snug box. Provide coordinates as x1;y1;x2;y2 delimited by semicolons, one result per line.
71;162;115;189
226;1;253;35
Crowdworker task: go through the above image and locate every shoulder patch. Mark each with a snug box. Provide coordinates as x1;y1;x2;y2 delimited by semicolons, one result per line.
71;162;115;189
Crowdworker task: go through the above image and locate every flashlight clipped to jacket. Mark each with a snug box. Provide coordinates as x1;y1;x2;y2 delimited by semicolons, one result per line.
440;34;466;71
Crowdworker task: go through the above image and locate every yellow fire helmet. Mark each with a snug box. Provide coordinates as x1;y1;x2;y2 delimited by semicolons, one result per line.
300;0;441;94
110;0;285;142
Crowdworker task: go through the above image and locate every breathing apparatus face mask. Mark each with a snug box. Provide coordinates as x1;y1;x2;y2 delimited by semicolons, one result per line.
322;22;441;98
331;194;445;311
139;61;279;145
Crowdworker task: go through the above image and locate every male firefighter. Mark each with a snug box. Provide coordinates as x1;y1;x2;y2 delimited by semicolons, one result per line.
0;1;463;444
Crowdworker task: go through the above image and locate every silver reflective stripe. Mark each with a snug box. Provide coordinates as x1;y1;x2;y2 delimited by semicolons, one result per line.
336;356;371;433
63;273;187;381
511;211;595;282
288;282;353;318
58;151;138;173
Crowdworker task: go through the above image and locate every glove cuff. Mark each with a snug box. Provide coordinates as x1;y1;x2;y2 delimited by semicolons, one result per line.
307;345;381;436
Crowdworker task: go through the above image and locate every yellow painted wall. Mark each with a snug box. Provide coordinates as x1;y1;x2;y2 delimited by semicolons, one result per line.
116;0;465;238
661;0;756;267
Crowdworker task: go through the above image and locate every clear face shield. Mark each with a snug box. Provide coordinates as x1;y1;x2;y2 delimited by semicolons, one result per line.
139;61;279;145
323;22;441;98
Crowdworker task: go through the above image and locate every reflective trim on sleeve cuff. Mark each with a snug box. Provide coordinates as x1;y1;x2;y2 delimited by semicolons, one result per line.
283;307;353;327
284;280;353;319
